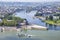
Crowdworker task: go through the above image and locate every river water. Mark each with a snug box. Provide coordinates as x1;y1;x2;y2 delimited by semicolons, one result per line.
15;10;60;30
0;30;60;40
16;11;45;25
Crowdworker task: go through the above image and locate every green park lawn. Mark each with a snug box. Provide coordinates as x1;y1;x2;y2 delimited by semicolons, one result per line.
45;20;60;25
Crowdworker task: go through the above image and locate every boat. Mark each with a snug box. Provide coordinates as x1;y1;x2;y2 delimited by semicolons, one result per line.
17;33;33;38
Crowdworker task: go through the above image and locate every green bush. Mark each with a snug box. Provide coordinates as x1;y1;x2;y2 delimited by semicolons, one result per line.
6;20;17;26
13;16;24;22
0;17;24;26
1;19;17;26
0;22;3;26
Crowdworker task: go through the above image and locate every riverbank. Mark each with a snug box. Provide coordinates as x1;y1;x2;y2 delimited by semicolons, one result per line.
0;25;47;32
0;27;17;32
26;24;47;30
35;16;60;26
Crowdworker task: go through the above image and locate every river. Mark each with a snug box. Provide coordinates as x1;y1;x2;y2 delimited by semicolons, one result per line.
15;10;60;30
0;11;60;40
15;11;46;25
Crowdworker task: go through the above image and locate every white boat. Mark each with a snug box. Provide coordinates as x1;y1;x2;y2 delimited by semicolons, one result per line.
17;33;33;38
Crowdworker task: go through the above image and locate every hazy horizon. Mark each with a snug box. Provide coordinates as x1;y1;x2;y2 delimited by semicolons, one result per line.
0;0;60;2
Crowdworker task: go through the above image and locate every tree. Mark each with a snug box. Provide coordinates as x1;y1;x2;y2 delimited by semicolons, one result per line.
46;16;48;20
13;17;24;23
49;15;53;20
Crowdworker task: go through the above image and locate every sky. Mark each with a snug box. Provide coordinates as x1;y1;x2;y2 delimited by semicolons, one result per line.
0;0;60;2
